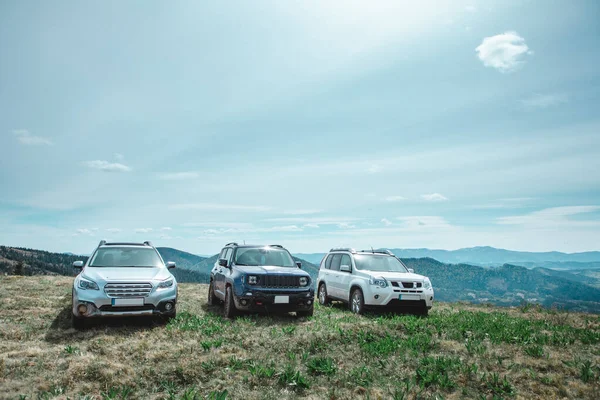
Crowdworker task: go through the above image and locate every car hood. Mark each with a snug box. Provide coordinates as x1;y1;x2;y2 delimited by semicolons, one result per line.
365;271;428;282
82;267;172;283
236;265;309;276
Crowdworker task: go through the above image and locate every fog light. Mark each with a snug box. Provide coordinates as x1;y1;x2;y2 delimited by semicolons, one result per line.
430;296;433;301
307;299;312;305
164;302;173;311
374;295;380;300
77;304;88;315
240;299;248;306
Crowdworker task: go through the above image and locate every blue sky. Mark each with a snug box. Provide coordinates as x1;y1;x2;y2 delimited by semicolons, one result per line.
1;0;599;255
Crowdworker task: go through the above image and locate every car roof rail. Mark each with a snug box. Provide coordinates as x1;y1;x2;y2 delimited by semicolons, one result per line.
269;244;283;248
98;240;107;246
360;248;394;255
329;247;356;253
105;242;145;246
143;241;153;247
225;242;238;247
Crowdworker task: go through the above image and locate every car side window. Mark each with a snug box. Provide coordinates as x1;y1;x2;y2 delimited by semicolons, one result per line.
219;248;227;259
330;254;342;271
224;248;233;263
340;254;352;271
325;255;333;270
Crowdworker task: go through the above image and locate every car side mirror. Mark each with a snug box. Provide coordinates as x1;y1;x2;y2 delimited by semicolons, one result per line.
218;258;229;267
73;261;84;275
166;261;176;269
408;268;414;273
340;264;351;273
296;261;302;269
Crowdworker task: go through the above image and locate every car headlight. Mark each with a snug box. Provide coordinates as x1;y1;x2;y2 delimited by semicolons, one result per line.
158;278;174;288
78;277;99;290
248;275;258;285
369;277;387;288
423;278;432;290
299;277;309;286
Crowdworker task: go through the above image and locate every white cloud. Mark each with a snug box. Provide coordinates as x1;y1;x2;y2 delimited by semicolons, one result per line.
13;130;53;146
497;206;600;227
521;94;568;109
113;153;124;161
171;203;270;212
465;5;477;13
183;222;253;229
160;227;172;231
75;228;94;235
475;31;532;73
157;172;200;181
135;228;153;233
381;218;393;226
337;223;356;229
384;196;405;202
160;234;172;240
421;193;448;202
83;160;132;172
106;228;121;233
303;223;320;228
396;216;453;229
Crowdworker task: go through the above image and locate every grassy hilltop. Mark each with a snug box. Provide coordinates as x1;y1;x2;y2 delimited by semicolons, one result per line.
1;276;600;399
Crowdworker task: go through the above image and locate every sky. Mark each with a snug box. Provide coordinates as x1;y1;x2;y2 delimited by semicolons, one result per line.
1;0;600;255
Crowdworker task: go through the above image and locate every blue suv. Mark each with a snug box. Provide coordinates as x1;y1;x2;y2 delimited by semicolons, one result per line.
208;243;314;318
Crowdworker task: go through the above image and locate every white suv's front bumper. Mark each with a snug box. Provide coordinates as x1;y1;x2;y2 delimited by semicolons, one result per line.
363;285;434;308
72;284;177;318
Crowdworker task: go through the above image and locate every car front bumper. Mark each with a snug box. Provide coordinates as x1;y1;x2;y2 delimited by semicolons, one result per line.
72;285;177;318
364;286;434;308
232;287;315;312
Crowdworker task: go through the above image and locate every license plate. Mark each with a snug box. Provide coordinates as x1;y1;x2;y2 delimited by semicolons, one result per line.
112;298;144;306
274;296;289;304
399;294;420;301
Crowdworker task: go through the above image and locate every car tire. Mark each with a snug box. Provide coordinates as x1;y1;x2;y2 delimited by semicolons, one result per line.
350;288;365;315
224;285;237;319
297;306;314;318
72;313;85;330
419;307;429;317
208;281;218;305
318;283;331;306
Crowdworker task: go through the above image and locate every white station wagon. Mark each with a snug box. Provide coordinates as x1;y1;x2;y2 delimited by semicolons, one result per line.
316;248;434;315
71;240;178;329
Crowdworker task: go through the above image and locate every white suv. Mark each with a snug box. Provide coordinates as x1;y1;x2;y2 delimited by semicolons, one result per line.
316;248;434;315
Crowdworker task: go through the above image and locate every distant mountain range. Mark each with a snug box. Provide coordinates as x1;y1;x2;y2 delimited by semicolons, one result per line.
2;244;599;313
294;246;600;269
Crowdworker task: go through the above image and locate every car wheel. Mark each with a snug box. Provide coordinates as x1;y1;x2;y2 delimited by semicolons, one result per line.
318;283;331;306
208;281;218;305
419;307;429;317
72;313;85;330
297;306;314;318
350;288;365;315
224;285;237;318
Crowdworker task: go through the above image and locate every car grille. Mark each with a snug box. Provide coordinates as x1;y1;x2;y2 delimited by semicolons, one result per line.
99;305;155;312
261;275;301;288
104;282;152;298
391;281;422;289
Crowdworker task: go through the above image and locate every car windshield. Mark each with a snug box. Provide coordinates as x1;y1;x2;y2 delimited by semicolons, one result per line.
234;247;295;267
353;254;409;273
89;247;163;267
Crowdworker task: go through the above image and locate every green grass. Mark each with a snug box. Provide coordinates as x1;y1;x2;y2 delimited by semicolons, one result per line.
1;276;600;399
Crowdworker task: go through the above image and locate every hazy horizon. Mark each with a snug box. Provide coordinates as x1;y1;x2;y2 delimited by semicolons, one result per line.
1;1;599;255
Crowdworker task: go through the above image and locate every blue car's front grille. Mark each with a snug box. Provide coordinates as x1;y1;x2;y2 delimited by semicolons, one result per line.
260;275;301;288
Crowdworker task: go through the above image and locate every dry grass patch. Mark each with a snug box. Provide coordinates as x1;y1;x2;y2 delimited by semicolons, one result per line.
0;276;599;399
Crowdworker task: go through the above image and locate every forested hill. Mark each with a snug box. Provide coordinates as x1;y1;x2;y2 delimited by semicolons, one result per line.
403;257;600;313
